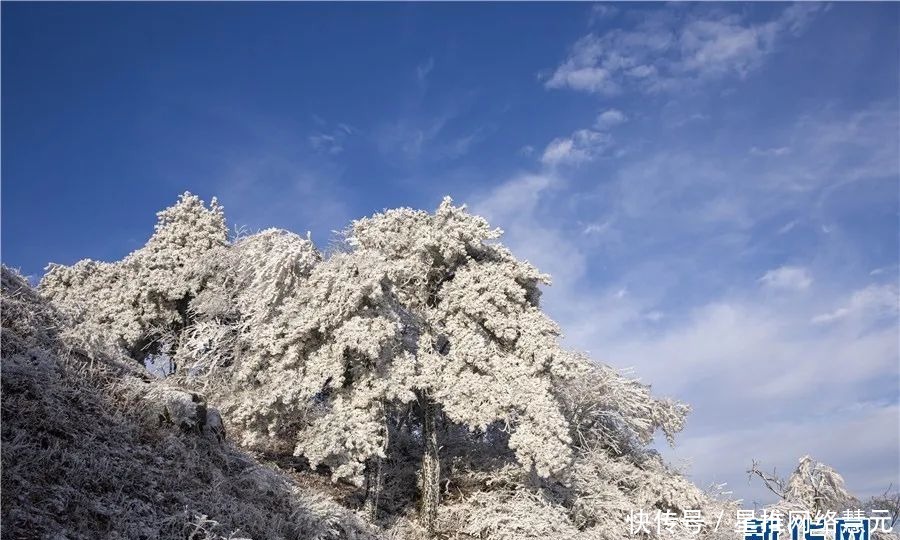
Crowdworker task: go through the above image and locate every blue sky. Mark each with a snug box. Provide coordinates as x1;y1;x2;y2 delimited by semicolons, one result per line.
3;3;898;504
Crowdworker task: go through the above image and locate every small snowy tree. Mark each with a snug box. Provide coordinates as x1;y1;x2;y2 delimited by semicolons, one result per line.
40;192;227;364
752;455;900;540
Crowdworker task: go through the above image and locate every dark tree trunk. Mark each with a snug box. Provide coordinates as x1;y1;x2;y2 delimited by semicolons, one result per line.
419;394;440;534
363;456;383;521
364;410;389;521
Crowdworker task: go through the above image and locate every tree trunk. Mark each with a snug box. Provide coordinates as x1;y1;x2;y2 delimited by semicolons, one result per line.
363;456;383;521
364;410;389;521
419;394;440;534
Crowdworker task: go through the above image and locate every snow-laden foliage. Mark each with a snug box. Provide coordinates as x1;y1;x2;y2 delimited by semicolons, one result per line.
40;192;227;359
200;198;586;483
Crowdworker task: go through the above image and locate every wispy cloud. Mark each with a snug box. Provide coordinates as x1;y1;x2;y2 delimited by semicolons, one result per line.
545;4;824;95
759;265;813;291
309;133;343;155
811;284;899;325
375;82;488;165
377;113;487;163
595;108;628;130
541;129;613;166
471;173;587;289
376;113;449;162
417;56;435;87
309;122;357;156
438;127;490;160
750;146;792;157
583;219;614;236
588;4;619;25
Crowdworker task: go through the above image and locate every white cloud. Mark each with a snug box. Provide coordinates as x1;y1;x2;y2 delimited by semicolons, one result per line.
574;101;892;250
541;129;612;166
759;266;813;291
811;284;899;325
583;219;614;235
474;173;553;220
678;15;778;78
869;265;897;277
541;139;573;165
546;4;823;95
810;308;850;325
547;65;617;94
596;108;628;129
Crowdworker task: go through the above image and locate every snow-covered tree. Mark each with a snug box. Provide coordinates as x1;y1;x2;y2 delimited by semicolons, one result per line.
751;456;900;540
40;192;227;363
188;199;592;531
38;193;709;536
